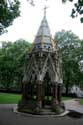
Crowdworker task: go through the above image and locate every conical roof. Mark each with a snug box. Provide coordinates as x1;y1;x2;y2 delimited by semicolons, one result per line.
32;12;55;52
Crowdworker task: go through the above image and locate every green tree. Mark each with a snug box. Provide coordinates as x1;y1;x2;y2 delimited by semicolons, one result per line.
62;0;83;22
0;0;20;35
54;30;82;95
0;39;32;91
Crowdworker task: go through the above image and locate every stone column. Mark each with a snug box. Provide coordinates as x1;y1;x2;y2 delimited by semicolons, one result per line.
51;83;59;108
18;81;29;111
57;84;62;103
22;82;28;100
36;80;43;108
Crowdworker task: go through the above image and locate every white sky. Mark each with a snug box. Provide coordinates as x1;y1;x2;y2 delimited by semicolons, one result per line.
0;0;83;44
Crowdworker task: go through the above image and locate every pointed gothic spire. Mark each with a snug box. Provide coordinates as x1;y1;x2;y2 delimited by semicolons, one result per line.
32;7;55;52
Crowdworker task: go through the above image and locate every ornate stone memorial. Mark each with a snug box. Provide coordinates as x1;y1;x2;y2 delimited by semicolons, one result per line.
18;7;64;115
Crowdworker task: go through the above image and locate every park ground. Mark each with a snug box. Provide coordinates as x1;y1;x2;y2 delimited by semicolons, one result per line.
0;92;83;125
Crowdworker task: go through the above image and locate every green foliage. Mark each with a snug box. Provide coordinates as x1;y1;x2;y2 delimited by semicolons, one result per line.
0;39;32;91
71;0;83;22
55;30;83;94
0;0;20;35
63;0;83;22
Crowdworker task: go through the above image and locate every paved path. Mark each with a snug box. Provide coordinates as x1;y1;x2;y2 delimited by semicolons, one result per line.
64;99;83;114
0;100;83;125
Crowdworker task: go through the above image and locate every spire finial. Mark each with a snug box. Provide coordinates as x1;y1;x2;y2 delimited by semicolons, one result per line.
43;6;49;17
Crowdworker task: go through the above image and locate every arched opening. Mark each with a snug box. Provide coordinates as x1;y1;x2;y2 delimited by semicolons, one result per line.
26;72;37;100
43;72;52;106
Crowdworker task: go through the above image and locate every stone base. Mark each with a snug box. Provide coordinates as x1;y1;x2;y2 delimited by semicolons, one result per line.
14;105;68;117
18;99;43;114
18;99;65;115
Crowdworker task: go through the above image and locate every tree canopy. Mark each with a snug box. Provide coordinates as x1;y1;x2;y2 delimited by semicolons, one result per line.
0;39;32;92
54;30;83;94
63;0;83;23
0;0;20;35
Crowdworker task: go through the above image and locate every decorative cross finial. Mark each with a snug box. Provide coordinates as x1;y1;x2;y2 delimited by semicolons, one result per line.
43;6;49;17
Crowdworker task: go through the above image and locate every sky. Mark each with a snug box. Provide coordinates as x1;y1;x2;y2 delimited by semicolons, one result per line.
0;0;83;44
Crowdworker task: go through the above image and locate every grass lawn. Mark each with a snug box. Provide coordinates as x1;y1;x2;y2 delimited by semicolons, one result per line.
0;92;74;104
0;93;21;104
61;96;73;101
80;99;83;105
